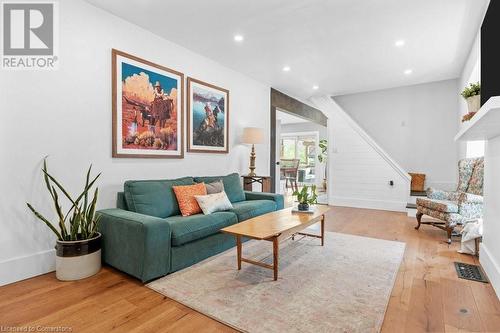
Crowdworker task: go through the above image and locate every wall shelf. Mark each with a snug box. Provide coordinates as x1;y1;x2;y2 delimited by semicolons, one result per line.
455;96;500;141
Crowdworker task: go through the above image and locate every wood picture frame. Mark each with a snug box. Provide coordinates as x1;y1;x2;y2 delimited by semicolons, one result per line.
112;49;184;158
187;77;229;154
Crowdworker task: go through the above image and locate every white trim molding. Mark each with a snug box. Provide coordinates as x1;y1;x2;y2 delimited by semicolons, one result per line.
331;197;407;212
0;249;55;286
480;243;500;299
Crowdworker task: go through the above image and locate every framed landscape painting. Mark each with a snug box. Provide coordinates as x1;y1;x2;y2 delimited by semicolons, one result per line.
187;77;229;153
112;49;184;158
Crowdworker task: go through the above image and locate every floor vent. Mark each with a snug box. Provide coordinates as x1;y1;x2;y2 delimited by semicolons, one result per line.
454;262;489;283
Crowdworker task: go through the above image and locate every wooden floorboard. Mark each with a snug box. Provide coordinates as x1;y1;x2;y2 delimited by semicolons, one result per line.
1;206;499;332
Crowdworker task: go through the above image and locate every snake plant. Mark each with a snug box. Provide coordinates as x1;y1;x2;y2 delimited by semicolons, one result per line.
27;158;101;241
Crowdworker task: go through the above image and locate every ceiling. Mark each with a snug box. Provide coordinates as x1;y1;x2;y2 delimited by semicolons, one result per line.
276;110;309;124
86;0;489;99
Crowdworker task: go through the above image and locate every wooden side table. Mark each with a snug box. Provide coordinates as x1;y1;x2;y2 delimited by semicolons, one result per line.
241;175;271;192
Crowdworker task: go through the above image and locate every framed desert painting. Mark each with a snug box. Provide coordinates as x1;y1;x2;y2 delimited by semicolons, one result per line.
187;77;229;153
112;49;184;158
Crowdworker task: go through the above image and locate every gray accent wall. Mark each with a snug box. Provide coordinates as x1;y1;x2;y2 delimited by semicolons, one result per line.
334;79;459;190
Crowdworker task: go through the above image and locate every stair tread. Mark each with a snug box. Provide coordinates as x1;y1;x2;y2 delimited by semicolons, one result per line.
406;203;417;209
410;190;427;197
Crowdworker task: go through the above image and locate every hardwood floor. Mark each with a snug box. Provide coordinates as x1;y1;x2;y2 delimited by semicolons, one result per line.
1;207;499;332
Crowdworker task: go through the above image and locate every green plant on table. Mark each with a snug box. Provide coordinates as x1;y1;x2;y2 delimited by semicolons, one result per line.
293;185;318;205
26;158;101;241
461;82;480;99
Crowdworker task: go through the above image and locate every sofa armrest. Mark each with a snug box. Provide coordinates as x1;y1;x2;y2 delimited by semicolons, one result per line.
97;208;171;282
244;191;284;210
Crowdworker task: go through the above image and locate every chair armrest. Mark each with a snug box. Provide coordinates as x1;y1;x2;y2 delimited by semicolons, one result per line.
97;208;171;282
457;194;483;219
244;191;284;210
426;188;460;201
459;193;483;204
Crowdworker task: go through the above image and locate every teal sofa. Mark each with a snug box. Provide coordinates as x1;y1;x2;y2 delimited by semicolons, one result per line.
96;173;284;282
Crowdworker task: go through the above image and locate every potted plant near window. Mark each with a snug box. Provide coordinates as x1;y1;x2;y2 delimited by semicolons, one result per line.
461;82;481;122
317;139;327;190
27;158;101;281
293;185;318;211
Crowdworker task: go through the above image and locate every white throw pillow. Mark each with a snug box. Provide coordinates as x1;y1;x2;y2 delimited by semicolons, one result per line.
194;191;233;215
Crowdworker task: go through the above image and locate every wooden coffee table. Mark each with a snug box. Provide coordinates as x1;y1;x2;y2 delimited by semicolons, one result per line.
221;205;330;280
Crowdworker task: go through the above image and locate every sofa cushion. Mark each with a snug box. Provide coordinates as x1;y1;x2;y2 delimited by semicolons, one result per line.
194;173;245;203
166;212;238;246
229;200;277;221
124;177;195;218
416;198;458;213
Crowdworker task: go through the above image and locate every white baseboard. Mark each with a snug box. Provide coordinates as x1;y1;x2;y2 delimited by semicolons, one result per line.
0;249;55;286
329;196;406;212
479;244;500;299
407;208;417;217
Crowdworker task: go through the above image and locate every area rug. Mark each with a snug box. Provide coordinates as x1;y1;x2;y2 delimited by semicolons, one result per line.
147;232;405;333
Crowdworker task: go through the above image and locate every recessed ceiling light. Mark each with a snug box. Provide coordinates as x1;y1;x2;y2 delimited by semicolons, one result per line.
404;69;413;75
282;66;291;72
312;85;319;90
395;39;405;47
234;34;244;42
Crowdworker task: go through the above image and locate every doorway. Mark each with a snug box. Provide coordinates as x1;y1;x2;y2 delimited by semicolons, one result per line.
269;89;328;206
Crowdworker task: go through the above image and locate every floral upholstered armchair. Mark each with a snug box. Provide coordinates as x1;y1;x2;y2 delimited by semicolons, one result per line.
415;157;484;244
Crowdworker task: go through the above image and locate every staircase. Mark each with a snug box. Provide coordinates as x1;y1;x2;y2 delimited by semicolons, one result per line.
310;96;411;212
406;190;426;217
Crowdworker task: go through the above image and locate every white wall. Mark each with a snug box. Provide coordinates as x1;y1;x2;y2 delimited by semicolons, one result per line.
0;0;270;285
458;32;484;160
481;138;500;298
334;80;459;190
311;96;410;212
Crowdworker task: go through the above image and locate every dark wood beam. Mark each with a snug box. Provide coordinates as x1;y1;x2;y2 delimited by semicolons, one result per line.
270;88;327;126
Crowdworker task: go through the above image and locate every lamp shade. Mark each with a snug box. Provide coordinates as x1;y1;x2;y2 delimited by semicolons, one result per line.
241;127;265;144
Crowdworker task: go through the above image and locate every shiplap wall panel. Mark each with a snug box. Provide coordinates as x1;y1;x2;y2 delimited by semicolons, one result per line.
310;96;410;212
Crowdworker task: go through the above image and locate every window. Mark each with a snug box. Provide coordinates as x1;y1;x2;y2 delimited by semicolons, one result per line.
280;134;317;168
466;140;485;158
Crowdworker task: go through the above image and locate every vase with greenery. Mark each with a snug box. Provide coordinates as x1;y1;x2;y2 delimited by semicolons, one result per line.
27;158;102;281
317;139;327;190
293;185;318;211
461;82;481;121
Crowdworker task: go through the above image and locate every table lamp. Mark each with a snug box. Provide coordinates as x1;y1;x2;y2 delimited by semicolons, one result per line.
241;127;264;176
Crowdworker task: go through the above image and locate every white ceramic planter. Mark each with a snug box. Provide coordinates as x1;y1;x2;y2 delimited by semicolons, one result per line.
55;233;101;281
467;95;481;114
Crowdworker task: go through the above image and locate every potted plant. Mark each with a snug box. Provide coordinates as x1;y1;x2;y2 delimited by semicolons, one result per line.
317;139;327;190
461;82;481;122
293;185;318;211
27;158;102;281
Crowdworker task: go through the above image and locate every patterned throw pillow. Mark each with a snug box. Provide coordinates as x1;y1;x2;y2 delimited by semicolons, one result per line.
205;180;224;194
172;183;207;216
194;191;233;215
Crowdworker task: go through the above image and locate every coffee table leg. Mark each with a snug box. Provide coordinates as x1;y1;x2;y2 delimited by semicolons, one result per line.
321;214;325;246
273;237;279;281
236;235;242;270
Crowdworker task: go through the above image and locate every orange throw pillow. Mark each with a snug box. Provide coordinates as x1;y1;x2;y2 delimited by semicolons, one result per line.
173;183;207;216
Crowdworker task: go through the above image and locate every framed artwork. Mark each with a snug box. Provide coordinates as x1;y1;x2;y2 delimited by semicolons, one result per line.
112;49;184;158
187;77;229;153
